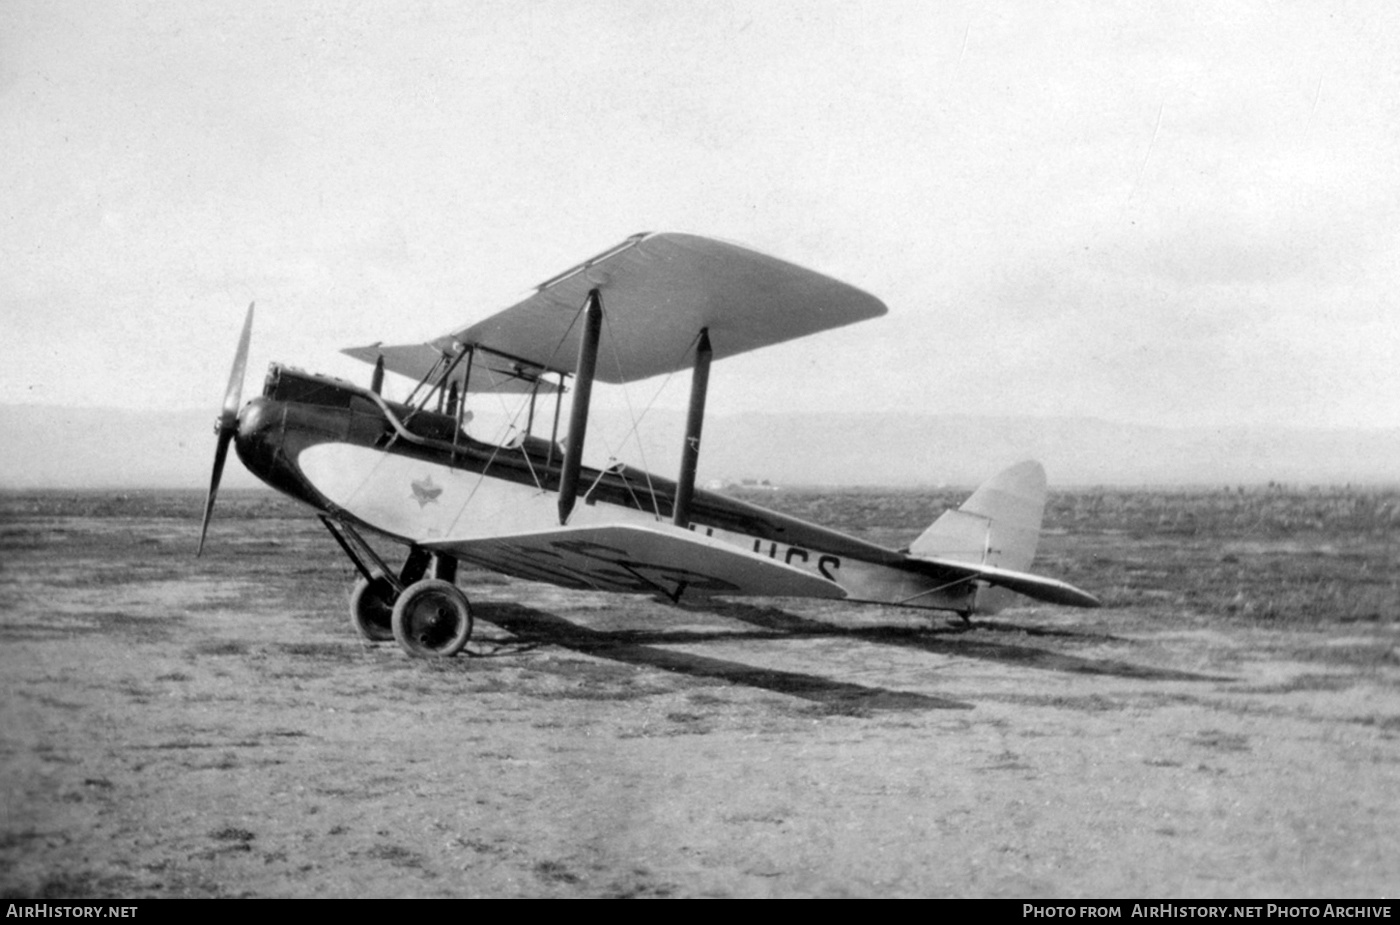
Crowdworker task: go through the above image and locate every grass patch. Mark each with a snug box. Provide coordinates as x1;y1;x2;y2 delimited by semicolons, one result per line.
521;656;670;701
685;691;733;706
792;699;876;719
531;684;663;702
1295;643;1400;667
279;641;357;661
16;690;85;711
1354;714;1400;732
534;860;582;885
996;693;1130;712
16;870;142;900
189;639;251;657
1188;730;1251;752
88;611;177;643
364;843;428;870
152;738;218;750
601;869;676;899
1242;673;1355;694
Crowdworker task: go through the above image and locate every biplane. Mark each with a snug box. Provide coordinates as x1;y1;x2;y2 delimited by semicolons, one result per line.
198;232;1100;658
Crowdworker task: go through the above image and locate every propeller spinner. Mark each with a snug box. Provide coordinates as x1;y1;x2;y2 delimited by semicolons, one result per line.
197;303;254;556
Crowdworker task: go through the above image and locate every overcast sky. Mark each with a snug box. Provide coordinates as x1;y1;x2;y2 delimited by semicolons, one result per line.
4;1;1398;431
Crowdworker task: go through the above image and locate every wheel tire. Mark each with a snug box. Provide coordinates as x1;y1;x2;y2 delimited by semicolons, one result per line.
392;579;472;658
349;574;397;642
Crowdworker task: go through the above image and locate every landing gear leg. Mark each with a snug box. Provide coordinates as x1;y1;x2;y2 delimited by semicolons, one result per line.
346;548;439;645
433;554;458;584
323;516;454;647
321;518;473;657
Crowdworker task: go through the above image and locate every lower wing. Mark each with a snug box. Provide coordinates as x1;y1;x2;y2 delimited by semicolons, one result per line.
425;523;848;601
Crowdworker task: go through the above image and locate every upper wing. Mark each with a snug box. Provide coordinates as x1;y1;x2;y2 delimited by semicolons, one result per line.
343;232;888;387
423;522;848;600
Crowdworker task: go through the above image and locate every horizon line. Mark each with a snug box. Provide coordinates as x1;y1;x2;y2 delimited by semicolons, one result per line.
4;401;1399;435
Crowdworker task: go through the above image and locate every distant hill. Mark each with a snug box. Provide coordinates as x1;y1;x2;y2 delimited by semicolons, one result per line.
1;404;1396;489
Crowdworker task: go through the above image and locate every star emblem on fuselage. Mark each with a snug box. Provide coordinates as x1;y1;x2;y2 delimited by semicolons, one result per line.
410;475;443;508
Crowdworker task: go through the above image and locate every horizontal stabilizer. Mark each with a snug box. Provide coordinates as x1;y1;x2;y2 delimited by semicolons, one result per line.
344;232;887;387
905;554;1102;609
425;523;848;601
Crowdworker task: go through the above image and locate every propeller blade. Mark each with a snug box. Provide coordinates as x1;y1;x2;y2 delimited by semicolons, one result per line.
196;428;233;557
197;303;255;557
221;303;255;428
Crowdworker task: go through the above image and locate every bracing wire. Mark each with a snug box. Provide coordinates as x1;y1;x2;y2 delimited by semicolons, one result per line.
595;316;705;520
593;309;666;519
457;297;591;508
492;386;546;493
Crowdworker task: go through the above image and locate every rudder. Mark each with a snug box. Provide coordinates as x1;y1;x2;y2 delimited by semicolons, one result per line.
908;460;1046;572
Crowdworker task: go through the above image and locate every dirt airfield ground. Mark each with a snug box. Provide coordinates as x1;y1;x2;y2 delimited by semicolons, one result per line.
1;488;1397;898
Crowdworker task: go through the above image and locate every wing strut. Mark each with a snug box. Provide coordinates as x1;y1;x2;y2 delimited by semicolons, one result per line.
557;288;602;524
672;328;711;528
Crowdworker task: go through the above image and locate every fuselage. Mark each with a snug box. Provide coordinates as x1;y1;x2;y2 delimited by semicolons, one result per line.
235;364;979;611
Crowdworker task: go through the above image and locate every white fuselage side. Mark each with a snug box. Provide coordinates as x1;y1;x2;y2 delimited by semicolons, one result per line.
298;442;976;611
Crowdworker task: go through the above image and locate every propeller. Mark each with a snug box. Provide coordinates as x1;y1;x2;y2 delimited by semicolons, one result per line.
197;303;254;557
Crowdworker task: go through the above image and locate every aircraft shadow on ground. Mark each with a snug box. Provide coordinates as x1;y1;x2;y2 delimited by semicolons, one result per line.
474;602;973;712
698;600;1230;683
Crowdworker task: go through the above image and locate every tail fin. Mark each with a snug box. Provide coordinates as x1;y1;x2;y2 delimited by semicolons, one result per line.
909;460;1046;572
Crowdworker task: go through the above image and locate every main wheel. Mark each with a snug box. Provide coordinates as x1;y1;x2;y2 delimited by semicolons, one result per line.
349;574;397;642
391;579;472;658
